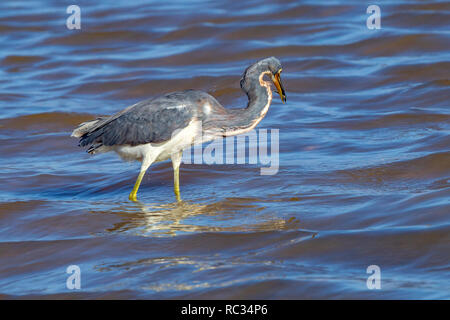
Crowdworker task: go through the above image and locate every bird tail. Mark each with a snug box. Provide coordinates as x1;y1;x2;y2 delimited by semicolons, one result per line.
71;118;102;138
71;117;112;154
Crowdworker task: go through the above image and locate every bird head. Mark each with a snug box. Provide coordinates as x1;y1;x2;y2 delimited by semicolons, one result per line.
241;57;286;103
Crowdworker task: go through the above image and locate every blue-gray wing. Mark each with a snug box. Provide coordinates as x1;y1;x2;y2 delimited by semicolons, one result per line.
78;91;199;149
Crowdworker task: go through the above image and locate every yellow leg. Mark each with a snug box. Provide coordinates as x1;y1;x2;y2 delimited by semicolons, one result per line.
171;151;182;202
129;170;146;202
173;166;181;202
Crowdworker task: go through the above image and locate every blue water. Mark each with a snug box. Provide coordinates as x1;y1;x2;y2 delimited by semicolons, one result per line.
0;0;449;299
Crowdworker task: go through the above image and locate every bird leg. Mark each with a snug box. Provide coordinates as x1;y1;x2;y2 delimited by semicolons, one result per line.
171;151;183;202
173;167;181;202
129;157;154;202
129;170;146;202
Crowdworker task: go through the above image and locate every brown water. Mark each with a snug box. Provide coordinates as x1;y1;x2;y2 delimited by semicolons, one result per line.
0;0;449;299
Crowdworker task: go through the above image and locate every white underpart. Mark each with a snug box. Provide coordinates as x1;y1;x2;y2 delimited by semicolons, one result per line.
223;70;273;136
113;119;202;169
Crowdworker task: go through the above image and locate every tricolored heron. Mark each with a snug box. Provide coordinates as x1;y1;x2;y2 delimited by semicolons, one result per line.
72;57;286;201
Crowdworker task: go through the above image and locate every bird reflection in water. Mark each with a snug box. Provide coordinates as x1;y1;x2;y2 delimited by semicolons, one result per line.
98;198;302;237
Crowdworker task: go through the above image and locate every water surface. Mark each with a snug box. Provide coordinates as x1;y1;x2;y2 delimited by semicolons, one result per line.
0;0;449;299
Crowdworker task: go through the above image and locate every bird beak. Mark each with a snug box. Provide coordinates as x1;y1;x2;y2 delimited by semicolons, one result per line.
272;70;286;103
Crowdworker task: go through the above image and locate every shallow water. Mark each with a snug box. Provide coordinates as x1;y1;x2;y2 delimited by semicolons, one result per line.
0;0;449;299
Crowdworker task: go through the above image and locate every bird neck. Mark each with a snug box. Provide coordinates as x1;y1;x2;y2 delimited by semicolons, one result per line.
222;71;272;136
244;71;273;120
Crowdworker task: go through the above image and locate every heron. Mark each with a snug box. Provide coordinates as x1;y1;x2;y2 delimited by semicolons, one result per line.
71;56;286;202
